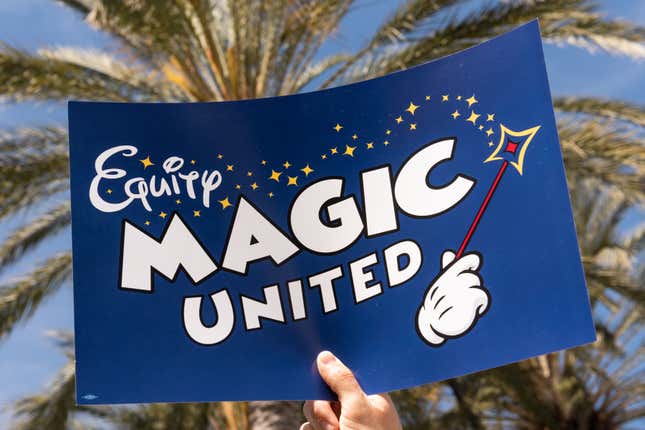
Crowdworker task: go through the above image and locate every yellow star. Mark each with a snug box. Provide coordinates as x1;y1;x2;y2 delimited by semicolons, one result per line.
457;95;462;100
425;95;431;101
144;220;150;226
107;188;112;194
488;141;494;147
486;127;494;137
344;144;357;156
386;129;391;135
251;182;259;190
409;123;417;130
395;116;403;124
442;95;449;102
235;184;241;189
139;156;154;169
261;160;267;165
333;123;343;132
159;211;167;219
218;197;232;209
287;176;298;186
247;171;253;176
193;210;201;217
269;170;282;182
268;192;274;198
479;125;484;130
226;164;234;171
466;94;478;107
217;154;223;159
366;142;374;149
300;164;314;176
383;140;390;146
487;113;495;122
283;161;291;169
175;199;181;204
485;124;541;175
190;160;196;165
330;147;338;155
321;154;327;159
405;102;419;115
466;110;480;125
352;134;358;140
451;110;461;119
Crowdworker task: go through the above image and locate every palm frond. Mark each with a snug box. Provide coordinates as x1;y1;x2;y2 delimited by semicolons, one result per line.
82;1;355;99
272;1;353;96
559;120;645;201
555;96;645;128
288;53;351;93
0;252;72;341
339;0;645;82
53;0;94;15
112;403;221;430
83;0;225;100
321;0;465;88
0;128;70;220
38;47;184;101
569;179;643;309
0;44;158;102
585;263;645;307
546;10;645;59
10;332;76;430
0;202;71;272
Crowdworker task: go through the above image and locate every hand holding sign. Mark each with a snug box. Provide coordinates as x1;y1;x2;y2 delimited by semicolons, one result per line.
416;250;489;346
301;351;402;430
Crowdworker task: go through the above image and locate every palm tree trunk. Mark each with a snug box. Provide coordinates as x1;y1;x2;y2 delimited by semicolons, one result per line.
447;380;485;430
248;401;302;430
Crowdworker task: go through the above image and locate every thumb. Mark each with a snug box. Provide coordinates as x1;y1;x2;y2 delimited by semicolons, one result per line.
441;250;456;269
317;351;366;407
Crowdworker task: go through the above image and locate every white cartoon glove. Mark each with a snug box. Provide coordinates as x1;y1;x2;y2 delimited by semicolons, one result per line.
416;250;490;346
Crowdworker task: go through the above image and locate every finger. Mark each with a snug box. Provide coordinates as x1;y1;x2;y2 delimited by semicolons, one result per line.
369;393;396;410
417;304;447;345
317;351;367;408
303;400;339;430
456;272;482;288
473;288;490;314
441;250;456;269
449;252;481;274
299;422;312;430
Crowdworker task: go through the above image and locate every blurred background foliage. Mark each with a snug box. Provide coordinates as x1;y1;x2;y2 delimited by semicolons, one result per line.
0;0;643;429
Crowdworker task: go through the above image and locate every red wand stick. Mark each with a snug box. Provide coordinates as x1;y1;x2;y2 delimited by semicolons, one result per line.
455;160;508;259
454;123;540;259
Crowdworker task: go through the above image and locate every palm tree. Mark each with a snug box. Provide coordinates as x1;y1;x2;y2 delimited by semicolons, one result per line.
1;1;643;429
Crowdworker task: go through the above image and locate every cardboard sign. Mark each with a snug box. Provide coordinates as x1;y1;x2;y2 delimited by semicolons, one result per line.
69;21;595;404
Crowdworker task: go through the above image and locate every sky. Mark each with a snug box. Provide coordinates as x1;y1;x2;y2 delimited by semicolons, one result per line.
0;0;643;427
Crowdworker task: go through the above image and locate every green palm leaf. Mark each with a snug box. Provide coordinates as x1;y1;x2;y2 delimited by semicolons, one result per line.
555;96;645;128
0;44;156;102
0;127;69;220
0;253;71;341
0;202;71;271
10;334;76;430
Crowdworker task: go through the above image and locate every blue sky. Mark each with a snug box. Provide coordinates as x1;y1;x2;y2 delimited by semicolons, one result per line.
0;0;643;426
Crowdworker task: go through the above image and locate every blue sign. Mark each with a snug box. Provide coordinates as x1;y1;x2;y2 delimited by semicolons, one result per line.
69;21;595;404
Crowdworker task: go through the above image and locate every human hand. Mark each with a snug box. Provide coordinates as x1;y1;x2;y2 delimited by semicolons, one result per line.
301;351;402;430
416;250;490;346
